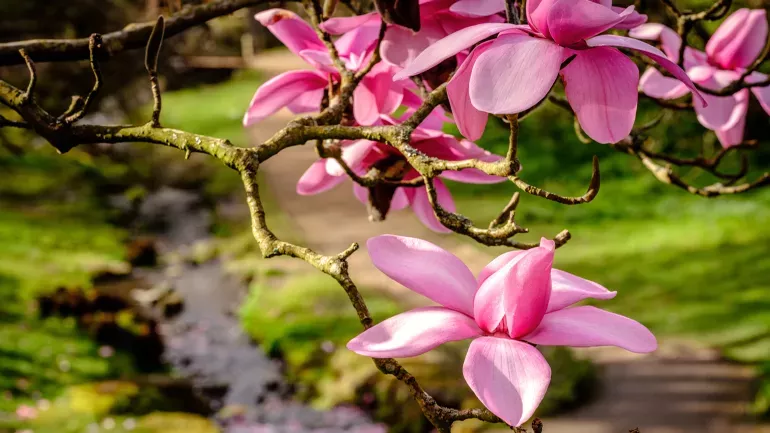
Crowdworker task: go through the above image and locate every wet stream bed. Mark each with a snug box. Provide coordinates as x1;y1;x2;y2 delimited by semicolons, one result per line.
96;187;385;432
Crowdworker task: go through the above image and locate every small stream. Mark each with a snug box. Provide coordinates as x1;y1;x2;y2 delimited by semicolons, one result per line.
123;187;386;432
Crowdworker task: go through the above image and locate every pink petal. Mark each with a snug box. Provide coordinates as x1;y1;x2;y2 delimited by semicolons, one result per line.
715;114;747;149
352;182;369;205
548;269;616;312
586;34;706;108
321;12;379;34
297;49;338;73
354;77;385;126
347;306;481;358
401;91;452;130
748;72;770;115
433;139;505;184
255;9;325;57
440;12;507;35
390;187;411;211
478;253;616;312
473;238;554;338
612;6;647;30
450;0;505;17
690;66;749;131
463;337;551;427
706;9;768;70
335;21;381;59
409;179;455;234
243;70;328;126
366;234;477;315
441;168;506;184
470;34;564;114
381;21;447;68
524;306;657;353
353;183;410;211
477;250;525;286
473;252;526;333
448;40;494;140
628;23;681;60
297;160;345;195
526;0;559;38
286;87;325;114
639;68;690;100
547;0;634;46
393;23;521;80
561;47;639;144
326;140;378;176
354;65;405;125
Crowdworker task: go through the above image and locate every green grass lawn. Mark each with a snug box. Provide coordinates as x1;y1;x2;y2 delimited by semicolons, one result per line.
0;146;141;431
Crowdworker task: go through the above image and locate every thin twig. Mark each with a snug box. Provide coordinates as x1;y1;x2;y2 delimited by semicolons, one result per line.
145;17;166;127
0;0;272;66
509;156;601;205
62;34;103;124
18;49;36;104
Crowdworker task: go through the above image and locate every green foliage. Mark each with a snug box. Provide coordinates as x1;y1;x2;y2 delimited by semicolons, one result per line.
0;148;135;429
141;70;267;205
150;70;262;146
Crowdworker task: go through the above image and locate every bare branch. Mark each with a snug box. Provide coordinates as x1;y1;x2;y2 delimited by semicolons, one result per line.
638;152;770;197
0;0;272;66
510;156;601;205
62;34;103;125
0;114;29;129
145;17;166;127
18;49;36;104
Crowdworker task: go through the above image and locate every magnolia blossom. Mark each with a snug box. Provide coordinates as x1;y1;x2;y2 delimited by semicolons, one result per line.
348;235;656;426
394;0;704;144
297;117;504;232
16;405;38;420
631;9;770;148
243;9;410;126
322;0;504;68
450;0;647;27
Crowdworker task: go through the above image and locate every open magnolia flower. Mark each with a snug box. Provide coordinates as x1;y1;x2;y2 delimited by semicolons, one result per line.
450;0;647;28
322;0;503;69
631;9;770;148
394;0;704;144
348;235;656;426
296;116;504;232
244;9;410;126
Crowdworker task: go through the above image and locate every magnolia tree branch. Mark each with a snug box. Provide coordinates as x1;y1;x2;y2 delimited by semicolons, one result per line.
2;0;768;430
611;135;770;197
548;93;768;194
0;0;276;66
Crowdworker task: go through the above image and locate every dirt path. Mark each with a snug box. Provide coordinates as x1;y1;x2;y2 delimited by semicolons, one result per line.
246;52;766;433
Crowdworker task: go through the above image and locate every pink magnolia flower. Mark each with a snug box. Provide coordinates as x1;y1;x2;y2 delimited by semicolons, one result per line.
322;0;504;68
394;0;704;144
348;235;656;426
450;0;647;28
297;117;504;232
16;405;38;420
243;9;410;126
631;9;770;148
